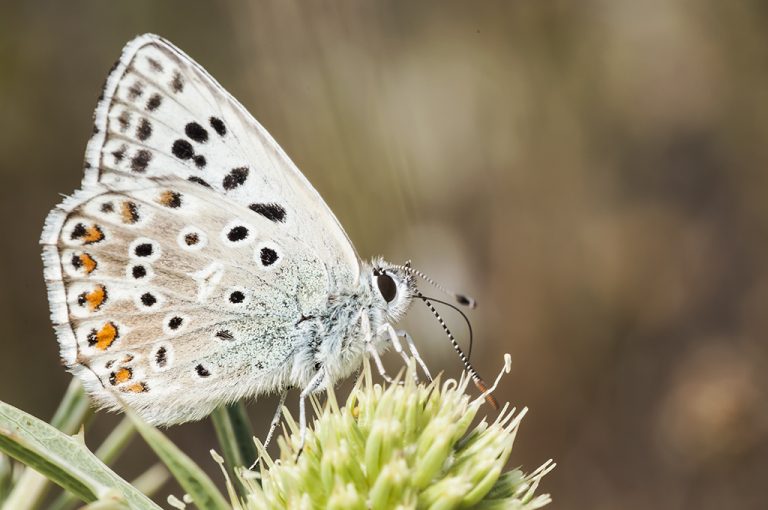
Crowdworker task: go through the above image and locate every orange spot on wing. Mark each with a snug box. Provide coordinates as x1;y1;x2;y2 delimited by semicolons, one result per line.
79;253;97;274
120;201;139;224
83;225;104;244
88;321;119;350
122;382;148;393
80;284;107;311
158;190;181;207
109;367;132;385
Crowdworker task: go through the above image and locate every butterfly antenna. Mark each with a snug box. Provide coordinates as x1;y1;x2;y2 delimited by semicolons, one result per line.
394;262;477;309
417;291;498;409
418;294;475;360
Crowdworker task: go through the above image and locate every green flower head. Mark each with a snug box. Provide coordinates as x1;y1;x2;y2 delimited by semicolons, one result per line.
218;356;554;510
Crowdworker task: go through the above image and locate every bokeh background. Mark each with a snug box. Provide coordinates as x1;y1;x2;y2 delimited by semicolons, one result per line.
2;1;767;508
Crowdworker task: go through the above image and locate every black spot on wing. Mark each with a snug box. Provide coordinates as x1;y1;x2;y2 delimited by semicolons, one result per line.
209;117;226;136
155;347;167;367
215;330;234;341
70;223;86;240
171;71;184;93
140;292;157;307
222;167;248;190
172;139;194;160
260;247;278;266
249;203;286;223
127;81;144;100
146;93;162;112
227;226;249;242
185;122;208;143
136;118;152;141
130;150;152;173
134;243;153;257
188;176;211;188
111;144;127;163
146;57;163;72
118;111;131;132
184;232;199;245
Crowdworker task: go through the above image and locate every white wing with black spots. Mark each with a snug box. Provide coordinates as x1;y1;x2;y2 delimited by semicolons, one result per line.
84;34;359;286
42;178;330;424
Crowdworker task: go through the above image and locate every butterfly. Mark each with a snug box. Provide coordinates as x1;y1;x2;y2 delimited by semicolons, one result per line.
41;34;490;443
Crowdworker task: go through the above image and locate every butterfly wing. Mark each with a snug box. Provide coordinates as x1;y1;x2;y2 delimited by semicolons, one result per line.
42;178;333;424
41;34;361;424
85;33;359;285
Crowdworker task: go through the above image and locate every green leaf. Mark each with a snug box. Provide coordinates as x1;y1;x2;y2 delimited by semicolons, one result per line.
128;409;230;510
3;378;93;510
211;403;258;499
0;399;160;509
49;417;139;510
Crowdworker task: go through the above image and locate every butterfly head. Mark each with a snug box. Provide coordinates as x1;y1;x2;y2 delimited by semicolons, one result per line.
366;258;500;409
369;258;417;322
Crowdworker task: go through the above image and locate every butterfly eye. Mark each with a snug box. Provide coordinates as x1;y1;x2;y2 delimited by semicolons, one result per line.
377;274;397;303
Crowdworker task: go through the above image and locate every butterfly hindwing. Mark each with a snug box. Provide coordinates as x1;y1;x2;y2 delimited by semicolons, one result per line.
42;177;330;423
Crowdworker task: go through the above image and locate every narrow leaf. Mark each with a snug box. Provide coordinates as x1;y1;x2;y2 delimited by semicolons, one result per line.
128;409;229;510
211;403;257;498
49;417;138;510
0;400;160;509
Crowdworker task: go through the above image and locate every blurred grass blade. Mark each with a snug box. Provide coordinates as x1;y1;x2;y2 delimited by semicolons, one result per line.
211;403;257;497
50;379;92;434
0;453;12;505
92;417;136;464
0;399;160;509
130;463;170;499
128;409;229;510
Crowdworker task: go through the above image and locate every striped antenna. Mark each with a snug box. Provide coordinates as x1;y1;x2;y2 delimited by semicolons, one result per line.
417;291;498;409
394;263;477;309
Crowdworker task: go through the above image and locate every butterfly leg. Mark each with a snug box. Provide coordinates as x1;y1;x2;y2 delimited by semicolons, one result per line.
360;312;397;384
366;343;397;384
297;369;325;458
396;329;433;381
380;323;419;382
248;390;289;470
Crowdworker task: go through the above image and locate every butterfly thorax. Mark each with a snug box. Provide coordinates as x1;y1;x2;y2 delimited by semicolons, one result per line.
289;258;415;391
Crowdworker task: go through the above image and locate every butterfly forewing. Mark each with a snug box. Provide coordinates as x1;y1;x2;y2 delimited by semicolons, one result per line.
41;34;362;424
86;34;359;285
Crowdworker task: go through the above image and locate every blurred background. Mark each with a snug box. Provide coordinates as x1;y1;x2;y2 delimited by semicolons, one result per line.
2;1;767;508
